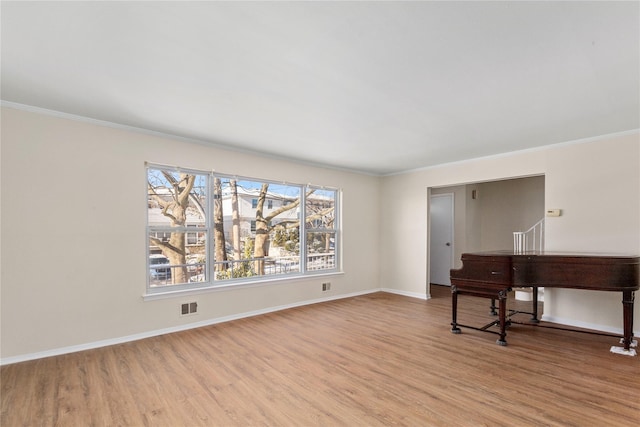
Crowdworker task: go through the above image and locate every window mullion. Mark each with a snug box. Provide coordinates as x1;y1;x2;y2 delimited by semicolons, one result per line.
300;187;307;275
208;172;215;282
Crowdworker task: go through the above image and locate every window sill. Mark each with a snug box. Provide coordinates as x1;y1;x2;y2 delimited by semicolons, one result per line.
142;271;344;301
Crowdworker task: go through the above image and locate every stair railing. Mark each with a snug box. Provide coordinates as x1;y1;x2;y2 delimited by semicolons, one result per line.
513;218;545;253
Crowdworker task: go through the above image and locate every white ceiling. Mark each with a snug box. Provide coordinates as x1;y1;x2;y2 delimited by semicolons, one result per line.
2;1;639;175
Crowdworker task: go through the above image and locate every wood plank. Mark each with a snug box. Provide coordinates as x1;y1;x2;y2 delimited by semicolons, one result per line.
2;286;639;426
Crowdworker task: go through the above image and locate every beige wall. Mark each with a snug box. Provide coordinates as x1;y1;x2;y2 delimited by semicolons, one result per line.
543;136;640;330
0;107;381;362
381;132;639;334
477;176;545;250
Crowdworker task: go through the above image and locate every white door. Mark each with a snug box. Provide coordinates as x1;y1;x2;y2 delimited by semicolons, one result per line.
430;193;454;286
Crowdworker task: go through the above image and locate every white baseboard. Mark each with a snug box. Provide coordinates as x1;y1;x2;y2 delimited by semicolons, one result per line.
381;288;429;300
540;314;625;336
1;288;380;366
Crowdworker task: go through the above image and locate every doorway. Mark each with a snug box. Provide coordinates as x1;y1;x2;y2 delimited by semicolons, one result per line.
428;176;545;295
429;193;454;286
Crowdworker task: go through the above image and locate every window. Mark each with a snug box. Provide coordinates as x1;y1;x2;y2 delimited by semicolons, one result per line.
305;186;337;271
146;165;340;293
147;166;209;287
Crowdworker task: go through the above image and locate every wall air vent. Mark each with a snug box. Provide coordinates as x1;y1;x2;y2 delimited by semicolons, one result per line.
181;302;198;316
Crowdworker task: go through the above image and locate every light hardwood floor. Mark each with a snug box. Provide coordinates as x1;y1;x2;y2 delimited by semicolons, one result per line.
2;286;639;426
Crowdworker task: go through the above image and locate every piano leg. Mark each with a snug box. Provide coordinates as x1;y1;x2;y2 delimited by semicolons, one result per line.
451;285;462;334
611;290;637;356
451;286;461;334
622;290;635;351
497;290;508;346
530;287;540;323
489;298;497;316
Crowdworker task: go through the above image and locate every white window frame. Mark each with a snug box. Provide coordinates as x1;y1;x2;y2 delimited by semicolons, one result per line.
146;164;212;293
145;164;341;297
304;185;339;273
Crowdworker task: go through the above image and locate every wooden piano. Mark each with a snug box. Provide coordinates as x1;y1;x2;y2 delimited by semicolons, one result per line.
449;251;640;354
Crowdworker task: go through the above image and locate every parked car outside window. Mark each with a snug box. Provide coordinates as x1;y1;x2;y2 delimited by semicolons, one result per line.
149;254;171;281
